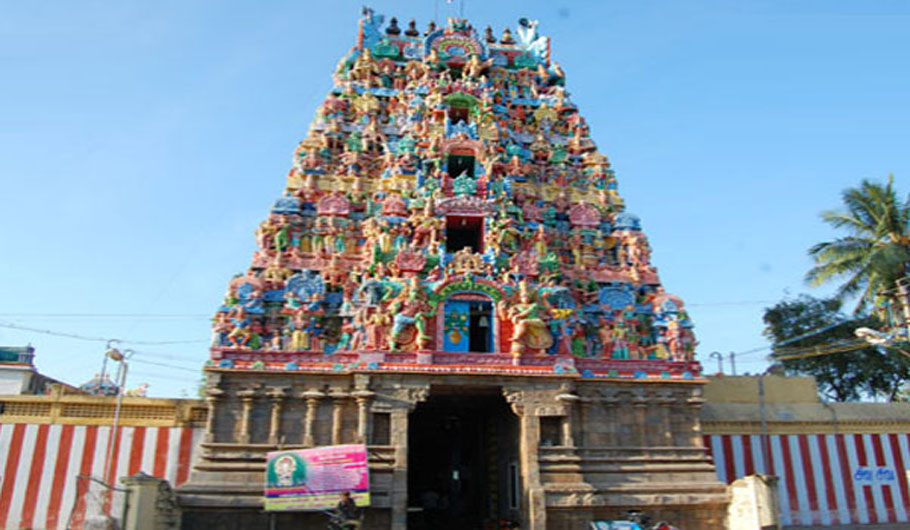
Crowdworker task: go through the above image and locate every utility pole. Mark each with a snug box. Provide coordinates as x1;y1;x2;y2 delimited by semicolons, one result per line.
729;351;737;375
758;372;770;474
709;351;724;374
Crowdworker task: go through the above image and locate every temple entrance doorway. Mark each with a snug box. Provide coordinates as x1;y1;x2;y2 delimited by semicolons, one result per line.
407;386;520;530
442;297;494;353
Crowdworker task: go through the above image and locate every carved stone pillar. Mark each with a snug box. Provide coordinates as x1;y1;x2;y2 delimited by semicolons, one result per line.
601;390;621;446
654;390;675;446
389;408;410;530
352;390;375;443
631;390;648;447
504;388;547;530
237;389;257;444
688;387;707;447
578;400;593;447
556;389;580;447
203;388;223;443
389;385;429;530
267;387;288;445
671;389;693;447
329;388;350;445
301;388;324;447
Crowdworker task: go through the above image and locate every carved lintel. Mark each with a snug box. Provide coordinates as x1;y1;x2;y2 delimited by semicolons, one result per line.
386;384;430;410
536;405;566;417
503;389;525;416
267;386;289;401
352;389;376;401
300;388;326;401
370;402;393;413
353;373;371;390
237;389;258;401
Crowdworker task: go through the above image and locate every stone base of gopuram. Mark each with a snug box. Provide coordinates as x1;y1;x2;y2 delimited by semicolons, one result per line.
176;355;728;530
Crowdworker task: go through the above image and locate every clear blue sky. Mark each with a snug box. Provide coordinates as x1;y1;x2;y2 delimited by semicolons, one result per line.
2;1;909;397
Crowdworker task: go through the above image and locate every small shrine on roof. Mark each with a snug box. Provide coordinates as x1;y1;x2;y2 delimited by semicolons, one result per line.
183;10;727;530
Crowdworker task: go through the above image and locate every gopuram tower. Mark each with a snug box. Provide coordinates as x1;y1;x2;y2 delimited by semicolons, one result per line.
179;10;728;530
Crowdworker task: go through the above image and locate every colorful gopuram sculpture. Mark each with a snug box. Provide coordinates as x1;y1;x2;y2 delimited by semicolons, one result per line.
209;10;697;375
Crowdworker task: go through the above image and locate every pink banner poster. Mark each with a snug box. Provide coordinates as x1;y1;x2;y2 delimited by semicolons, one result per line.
264;444;370;511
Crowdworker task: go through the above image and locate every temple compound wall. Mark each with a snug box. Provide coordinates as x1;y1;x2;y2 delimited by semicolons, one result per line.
0;386;204;529
5;378;910;528
703;375;910;527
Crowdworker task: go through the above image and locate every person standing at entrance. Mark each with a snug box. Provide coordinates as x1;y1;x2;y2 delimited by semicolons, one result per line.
335;491;362;529
421;488;440;526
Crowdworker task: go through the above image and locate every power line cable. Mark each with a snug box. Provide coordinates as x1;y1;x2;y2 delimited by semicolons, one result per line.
729;318;858;360
131;358;202;374
129;371;202;384
0;321;208;346
131;349;207;364
120;208;226;340
687;300;777;307
0;313;209;319
771;339;870;361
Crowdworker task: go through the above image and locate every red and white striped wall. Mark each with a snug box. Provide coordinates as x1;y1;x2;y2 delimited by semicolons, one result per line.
0;423;202;530
706;433;910;527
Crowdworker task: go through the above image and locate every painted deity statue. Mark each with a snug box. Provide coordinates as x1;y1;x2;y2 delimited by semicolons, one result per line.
388;277;436;351
499;282;554;356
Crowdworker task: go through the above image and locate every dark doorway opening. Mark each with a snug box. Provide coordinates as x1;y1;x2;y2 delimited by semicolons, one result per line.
408;387;519;530
447;154;475;178
448;106;470;124
469;301;493;353
446;216;483;253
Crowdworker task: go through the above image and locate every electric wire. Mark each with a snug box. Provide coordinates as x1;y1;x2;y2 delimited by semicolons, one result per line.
687;300;778;307
770;335;910;362
0;313;210;319
130;349;206;364
131;358;202;374
0;321;208;345
129;371;202;384
771;340;869;361
726;318;858;360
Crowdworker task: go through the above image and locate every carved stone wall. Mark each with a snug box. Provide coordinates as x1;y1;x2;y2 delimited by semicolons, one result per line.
179;372;727;530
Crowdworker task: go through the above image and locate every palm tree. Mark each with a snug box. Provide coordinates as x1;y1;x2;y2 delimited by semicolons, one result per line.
806;175;910;313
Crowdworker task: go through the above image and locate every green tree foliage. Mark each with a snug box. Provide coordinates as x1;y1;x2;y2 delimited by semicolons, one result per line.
763;295;910;401
806;176;910;313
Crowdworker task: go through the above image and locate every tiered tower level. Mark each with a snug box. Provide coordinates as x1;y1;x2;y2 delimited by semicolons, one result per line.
209;12;699;378
188;12;726;530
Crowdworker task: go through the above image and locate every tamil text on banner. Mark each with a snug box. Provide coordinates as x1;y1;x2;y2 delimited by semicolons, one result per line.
264;443;370;511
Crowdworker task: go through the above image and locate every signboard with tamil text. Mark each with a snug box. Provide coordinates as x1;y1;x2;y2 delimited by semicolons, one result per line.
264;443;370;511
853;466;898;485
